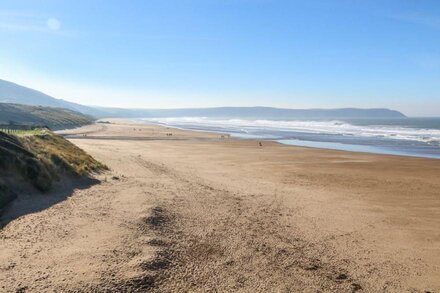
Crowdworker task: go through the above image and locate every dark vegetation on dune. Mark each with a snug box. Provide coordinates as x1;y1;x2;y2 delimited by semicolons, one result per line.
0;131;107;211
0;103;93;130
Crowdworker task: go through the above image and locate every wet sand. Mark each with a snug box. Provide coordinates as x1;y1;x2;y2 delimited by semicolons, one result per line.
1;121;439;292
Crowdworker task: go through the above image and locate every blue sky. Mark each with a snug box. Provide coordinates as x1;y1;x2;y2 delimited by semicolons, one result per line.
1;0;439;116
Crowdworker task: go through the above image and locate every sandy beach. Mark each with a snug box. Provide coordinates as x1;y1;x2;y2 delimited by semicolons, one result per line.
1;120;439;292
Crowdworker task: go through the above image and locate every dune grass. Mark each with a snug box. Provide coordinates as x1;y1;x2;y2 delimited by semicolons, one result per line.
0;131;108;211
22;132;108;176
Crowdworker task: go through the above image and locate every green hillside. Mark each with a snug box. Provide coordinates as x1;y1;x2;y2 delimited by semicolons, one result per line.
0;79;102;117
0;103;94;130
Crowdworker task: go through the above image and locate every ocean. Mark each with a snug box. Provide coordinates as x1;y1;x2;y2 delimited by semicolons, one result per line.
141;117;440;159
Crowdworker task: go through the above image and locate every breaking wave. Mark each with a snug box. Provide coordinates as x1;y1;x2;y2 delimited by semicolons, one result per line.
143;117;440;145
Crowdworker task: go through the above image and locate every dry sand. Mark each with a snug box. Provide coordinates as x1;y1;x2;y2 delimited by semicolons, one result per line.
1;121;439;292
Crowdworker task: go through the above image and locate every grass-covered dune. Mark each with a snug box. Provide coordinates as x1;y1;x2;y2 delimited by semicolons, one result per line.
0;130;107;211
0;103;94;130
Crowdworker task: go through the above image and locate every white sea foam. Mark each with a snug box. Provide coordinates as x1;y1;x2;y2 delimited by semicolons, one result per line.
143;117;440;145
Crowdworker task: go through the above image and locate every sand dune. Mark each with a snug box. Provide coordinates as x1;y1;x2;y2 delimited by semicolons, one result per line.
1;121;439;292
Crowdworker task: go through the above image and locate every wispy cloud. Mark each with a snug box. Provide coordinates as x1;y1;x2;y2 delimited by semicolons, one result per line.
0;9;38;18
0;22;50;33
389;13;440;30
0;9;67;35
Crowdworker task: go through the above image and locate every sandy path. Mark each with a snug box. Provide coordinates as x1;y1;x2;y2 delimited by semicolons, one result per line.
1;122;439;292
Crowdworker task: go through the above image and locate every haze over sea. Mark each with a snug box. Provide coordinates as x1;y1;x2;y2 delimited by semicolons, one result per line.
142;117;440;159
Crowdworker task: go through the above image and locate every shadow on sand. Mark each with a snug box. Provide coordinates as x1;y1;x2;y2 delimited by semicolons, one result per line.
0;177;100;228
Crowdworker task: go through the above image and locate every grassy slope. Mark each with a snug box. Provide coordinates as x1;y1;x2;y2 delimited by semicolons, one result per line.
0;103;93;130
0;130;107;210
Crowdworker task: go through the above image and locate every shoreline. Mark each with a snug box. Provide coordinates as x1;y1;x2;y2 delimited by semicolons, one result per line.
135;118;440;160
97;118;440;161
1;120;439;292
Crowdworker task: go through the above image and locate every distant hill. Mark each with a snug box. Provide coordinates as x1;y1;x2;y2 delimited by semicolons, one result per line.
1;79;406;119
96;106;406;119
0;79;103;117
0;103;93;130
